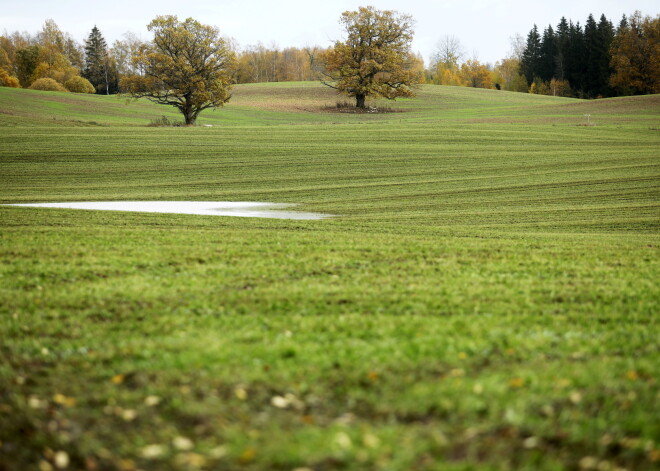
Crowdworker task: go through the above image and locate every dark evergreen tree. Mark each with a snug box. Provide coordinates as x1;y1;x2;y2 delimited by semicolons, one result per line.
520;24;541;85
596;14;615;96
584;14;601;96
539;25;556;81
517;12;653;98
617;14;628;34
555;17;570;81
83;26;117;94
565;21;586;95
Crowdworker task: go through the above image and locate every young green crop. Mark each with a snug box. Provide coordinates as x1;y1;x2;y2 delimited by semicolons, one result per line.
0;83;658;470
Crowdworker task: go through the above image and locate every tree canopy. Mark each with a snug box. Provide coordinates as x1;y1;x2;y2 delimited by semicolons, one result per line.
322;6;420;109
610;11;660;95
120;16;236;125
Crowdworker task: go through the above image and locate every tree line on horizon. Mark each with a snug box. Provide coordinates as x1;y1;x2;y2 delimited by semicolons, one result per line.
0;10;657;98
520;11;659;97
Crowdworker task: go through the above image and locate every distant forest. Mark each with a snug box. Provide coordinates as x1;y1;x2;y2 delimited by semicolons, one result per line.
518;11;659;98
0;10;657;98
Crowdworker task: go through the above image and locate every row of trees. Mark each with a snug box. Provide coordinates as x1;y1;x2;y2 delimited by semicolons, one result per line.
520;11;659;97
1;10;658;102
426;10;659;97
0;20;119;94
0;20;327;92
0;7;423;119
425;34;520;92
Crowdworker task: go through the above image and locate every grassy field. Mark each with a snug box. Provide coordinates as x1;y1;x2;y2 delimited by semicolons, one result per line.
0;83;659;471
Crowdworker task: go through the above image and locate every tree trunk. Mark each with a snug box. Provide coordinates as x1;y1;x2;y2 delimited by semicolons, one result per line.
184;111;196;126
104;65;109;95
355;93;366;109
183;97;196;125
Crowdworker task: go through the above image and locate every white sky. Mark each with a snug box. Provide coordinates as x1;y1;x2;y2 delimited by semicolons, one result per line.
1;0;657;65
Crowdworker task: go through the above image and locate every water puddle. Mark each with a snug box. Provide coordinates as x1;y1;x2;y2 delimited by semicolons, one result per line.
5;201;333;220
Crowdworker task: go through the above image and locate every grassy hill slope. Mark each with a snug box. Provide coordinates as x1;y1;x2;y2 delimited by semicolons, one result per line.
0;83;659;471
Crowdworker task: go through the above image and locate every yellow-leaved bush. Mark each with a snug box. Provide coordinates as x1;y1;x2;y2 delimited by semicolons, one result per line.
65;76;95;93
28;77;68;92
0;68;20;88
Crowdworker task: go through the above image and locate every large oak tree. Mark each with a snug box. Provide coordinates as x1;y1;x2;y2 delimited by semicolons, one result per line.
322;6;419;109
121;16;235;125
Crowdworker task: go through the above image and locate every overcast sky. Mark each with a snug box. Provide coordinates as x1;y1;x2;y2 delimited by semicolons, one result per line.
2;0;657;65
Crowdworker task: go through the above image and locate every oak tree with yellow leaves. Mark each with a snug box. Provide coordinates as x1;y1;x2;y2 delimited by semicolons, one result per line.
322;6;420;109
121;16;236;125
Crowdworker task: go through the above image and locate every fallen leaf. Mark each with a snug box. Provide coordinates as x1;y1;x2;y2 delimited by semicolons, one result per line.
53;394;76;408
509;378;524;388
209;446;227;459
239;447;256;464
54;451;69;469
570;391;583;404
271;395;288;408
111;374;125;385
175;452;206;467
579;456;598;469
449;368;465;377
334;432;352;450
29;396;45;409
144;395;161;407
301;415;314;425
173;436;194;451
363;433;380;449
523;436;539;449
39;461;53;471
121;409;137;421
141;444;166;459
117;459;136;471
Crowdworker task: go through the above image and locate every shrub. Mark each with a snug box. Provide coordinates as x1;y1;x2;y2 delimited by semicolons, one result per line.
148;115;185;127
0;68;20;88
65;76;95;94
28;78;68;92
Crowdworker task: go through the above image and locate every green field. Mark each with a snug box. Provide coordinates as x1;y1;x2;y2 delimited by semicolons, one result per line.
0;83;659;471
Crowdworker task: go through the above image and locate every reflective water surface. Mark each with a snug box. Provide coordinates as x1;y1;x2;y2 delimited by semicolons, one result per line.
6;201;333;220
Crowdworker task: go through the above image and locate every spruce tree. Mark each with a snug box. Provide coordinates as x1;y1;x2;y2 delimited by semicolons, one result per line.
597;15;615;96
566;21;586;96
617;15;628;34
584;14;602;97
539;25;556;81
84;26;116;94
555;17;570;81
520;25;541;85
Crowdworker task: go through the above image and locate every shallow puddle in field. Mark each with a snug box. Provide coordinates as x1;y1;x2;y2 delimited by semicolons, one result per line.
6;201;333;220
